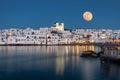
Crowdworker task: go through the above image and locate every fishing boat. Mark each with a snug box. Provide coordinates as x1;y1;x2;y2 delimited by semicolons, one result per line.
80;50;98;57
100;46;120;63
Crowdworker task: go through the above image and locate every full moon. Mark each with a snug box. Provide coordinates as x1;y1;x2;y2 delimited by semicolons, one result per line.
83;11;93;21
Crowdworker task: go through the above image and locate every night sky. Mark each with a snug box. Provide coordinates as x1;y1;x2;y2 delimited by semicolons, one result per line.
0;0;120;29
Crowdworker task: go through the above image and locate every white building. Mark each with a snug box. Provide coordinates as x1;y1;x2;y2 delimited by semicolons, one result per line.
0;22;120;45
51;22;64;31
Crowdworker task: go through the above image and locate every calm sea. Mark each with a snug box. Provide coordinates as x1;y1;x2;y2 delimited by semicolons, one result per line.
0;46;120;80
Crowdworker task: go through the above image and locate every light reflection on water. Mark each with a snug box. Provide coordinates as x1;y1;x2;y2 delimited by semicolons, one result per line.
0;46;119;80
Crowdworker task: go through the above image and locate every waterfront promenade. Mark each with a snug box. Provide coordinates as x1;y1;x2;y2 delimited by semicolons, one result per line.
0;42;120;47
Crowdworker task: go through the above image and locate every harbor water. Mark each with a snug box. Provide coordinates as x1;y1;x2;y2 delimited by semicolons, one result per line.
0;46;120;80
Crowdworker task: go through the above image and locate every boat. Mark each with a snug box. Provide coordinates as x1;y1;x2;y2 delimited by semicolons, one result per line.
100;47;120;63
80;50;98;57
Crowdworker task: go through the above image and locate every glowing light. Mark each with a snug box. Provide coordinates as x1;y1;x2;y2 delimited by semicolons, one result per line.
83;11;93;21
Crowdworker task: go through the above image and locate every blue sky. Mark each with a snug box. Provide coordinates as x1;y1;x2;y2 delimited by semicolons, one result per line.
0;0;120;29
